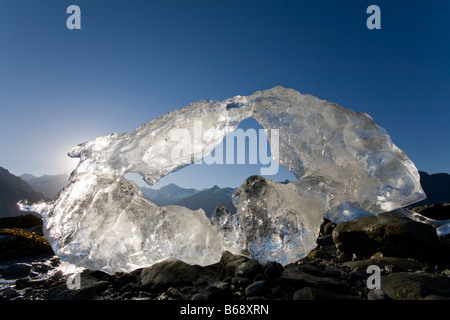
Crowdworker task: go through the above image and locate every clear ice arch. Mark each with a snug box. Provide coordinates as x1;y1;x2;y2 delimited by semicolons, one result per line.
23;86;426;273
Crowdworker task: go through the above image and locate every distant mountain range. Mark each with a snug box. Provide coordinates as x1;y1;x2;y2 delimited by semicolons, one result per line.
140;183;200;206
20;173;69;199
141;183;237;218
0;165;449;219
0;167;44;218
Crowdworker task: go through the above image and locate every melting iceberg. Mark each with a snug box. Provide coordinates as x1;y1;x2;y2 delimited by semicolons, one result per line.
22;86;426;273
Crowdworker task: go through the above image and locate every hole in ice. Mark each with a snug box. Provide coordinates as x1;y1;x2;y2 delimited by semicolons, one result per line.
226;102;244;110
125;118;297;218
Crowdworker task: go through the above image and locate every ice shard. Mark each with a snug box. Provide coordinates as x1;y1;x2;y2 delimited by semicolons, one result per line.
22;86;426;272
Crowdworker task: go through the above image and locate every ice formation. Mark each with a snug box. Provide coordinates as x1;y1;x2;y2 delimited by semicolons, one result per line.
22;86;426;273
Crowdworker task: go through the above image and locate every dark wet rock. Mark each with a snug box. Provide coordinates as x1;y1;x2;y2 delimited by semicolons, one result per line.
191;293;206;301
332;215;440;262
322;220;337;236
15;277;49;290
381;272;450;300
45;282;77;300
245;280;267;297
112;272;138;291
193;277;209;287
157;287;184;300
180;285;194;295
139;258;200;293
299;264;323;277
31;261;53;275
49;256;61;267
293;287;359;300
14;278;33;290
303;247;334;261
1;262;32;279
322;265;344;278
217;251;250;277
231;276;251;289
205;281;231;300
367;289;389;300
273;267;345;293
118;282;138;295
191;293;206;300
263;261;284;280
253;273;266;282
72;269;111;300
103;289;124;300
74;281;110;300
235;259;262;280
1;287;19;300
84;269;111;282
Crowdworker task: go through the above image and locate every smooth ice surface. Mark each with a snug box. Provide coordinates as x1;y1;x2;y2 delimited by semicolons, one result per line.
21;86;426;272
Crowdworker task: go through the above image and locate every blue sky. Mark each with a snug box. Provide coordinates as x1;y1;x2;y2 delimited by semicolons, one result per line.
0;0;449;189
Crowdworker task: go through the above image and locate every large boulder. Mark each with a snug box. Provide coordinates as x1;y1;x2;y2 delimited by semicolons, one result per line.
0;228;53;262
139;258;200;293
215;251;252;277
381;272;450;300
332;215;440;262
273;266;346;293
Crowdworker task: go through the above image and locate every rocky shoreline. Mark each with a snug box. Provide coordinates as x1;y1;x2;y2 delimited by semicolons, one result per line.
1;207;449;302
